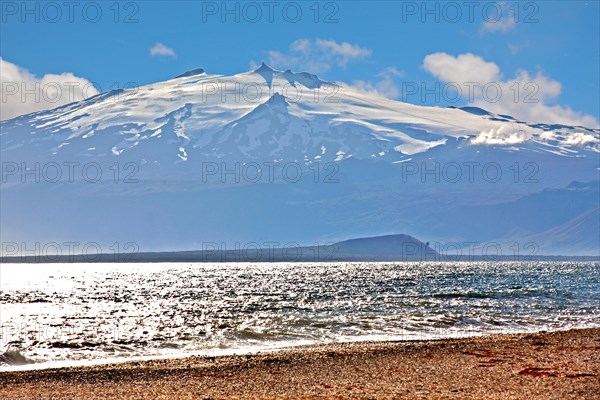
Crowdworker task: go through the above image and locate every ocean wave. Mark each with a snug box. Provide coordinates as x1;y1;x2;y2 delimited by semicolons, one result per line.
0;349;33;366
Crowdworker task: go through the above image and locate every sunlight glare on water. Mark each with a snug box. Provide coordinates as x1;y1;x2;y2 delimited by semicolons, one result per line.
1;261;599;370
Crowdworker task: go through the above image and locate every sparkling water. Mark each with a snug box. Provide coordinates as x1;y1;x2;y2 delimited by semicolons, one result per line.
1;261;599;370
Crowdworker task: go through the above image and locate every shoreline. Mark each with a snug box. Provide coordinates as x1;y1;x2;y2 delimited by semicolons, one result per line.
1;328;598;399
1;326;597;373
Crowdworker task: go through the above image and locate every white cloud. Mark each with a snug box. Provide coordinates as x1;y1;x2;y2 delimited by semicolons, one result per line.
508;41;530;55
482;16;516;33
422;52;599;128
149;42;176;57
0;58;99;121
351;67;405;99
481;2;517;33
313;39;373;67
379;66;405;79
423;52;500;84
265;38;372;74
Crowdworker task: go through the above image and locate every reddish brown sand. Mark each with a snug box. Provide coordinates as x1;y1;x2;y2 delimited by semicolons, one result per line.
1;328;599;399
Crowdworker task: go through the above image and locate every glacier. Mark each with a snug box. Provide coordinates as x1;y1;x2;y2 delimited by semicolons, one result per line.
1;64;599;255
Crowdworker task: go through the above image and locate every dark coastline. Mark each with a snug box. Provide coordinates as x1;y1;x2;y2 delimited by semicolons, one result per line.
2;251;598;263
2;234;599;263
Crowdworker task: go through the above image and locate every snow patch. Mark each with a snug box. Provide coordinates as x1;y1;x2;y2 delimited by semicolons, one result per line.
564;132;600;147
471;126;531;145
394;138;446;155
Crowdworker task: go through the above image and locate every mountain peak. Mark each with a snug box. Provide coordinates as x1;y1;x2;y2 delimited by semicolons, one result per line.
269;92;287;103
254;62;274;73
174;68;206;79
250;92;289;115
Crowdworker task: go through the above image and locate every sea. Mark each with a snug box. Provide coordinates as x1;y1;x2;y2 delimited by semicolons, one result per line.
1;261;599;371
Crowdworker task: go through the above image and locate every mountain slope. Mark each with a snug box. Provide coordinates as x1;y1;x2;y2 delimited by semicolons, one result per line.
0;234;439;263
1;64;598;254
2;63;598;171
498;205;600;256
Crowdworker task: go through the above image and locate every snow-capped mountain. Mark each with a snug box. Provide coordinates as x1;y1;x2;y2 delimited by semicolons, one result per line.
1;64;599;254
2;62;598;169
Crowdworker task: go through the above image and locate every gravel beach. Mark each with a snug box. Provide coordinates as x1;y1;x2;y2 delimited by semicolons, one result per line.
1;328;599;399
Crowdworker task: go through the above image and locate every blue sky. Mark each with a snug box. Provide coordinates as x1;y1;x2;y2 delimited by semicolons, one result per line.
1;1;599;126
